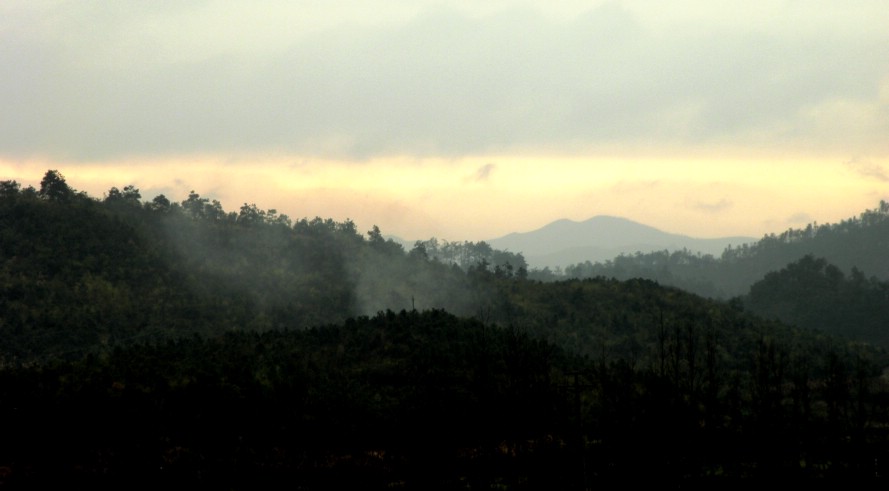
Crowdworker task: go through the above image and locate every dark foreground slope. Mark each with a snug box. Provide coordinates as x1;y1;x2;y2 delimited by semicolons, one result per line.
2;310;889;487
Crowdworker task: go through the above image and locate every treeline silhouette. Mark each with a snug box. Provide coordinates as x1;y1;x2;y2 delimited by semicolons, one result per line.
0;171;523;363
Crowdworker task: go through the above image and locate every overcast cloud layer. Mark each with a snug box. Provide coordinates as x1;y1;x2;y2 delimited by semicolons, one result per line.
2;0;888;162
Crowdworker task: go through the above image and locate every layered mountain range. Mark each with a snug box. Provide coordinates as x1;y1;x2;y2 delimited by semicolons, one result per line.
487;216;755;268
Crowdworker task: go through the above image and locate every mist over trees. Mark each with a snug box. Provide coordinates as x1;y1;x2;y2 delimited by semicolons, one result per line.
1;170;889;486
0;171;527;363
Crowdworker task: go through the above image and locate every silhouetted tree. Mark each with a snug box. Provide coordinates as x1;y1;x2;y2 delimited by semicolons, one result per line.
38;169;72;202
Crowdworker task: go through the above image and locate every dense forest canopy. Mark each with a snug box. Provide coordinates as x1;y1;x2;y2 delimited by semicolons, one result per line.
0;171;527;362
2;170;889;485
744;255;889;347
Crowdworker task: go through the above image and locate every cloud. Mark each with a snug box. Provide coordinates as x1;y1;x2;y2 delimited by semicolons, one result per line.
691;199;733;213
470;163;496;182
1;2;887;161
844;157;889;182
786;212;814;225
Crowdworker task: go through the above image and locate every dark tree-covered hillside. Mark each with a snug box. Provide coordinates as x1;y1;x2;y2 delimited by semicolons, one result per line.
562;201;889;299
1;310;888;487
2;171;889;486
0;172;521;362
745;255;889;347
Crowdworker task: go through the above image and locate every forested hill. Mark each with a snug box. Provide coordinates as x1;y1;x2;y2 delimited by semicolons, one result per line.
560;201;889;299
3;171;889;484
0;171;527;362
744;255;889;348
4;171;889;359
2;171;888;360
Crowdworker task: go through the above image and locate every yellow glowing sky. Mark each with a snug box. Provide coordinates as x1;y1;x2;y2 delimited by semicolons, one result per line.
2;154;884;242
1;1;888;242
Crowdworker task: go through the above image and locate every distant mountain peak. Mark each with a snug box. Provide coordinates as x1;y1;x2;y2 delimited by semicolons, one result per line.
488;216;755;269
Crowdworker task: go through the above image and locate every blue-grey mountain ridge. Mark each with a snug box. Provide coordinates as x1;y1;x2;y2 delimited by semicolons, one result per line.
487;216;756;269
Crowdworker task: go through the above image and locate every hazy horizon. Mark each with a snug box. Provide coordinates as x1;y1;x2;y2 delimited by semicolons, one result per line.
2;1;887;241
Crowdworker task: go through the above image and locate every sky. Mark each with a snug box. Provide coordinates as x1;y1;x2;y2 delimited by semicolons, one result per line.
1;0;888;241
